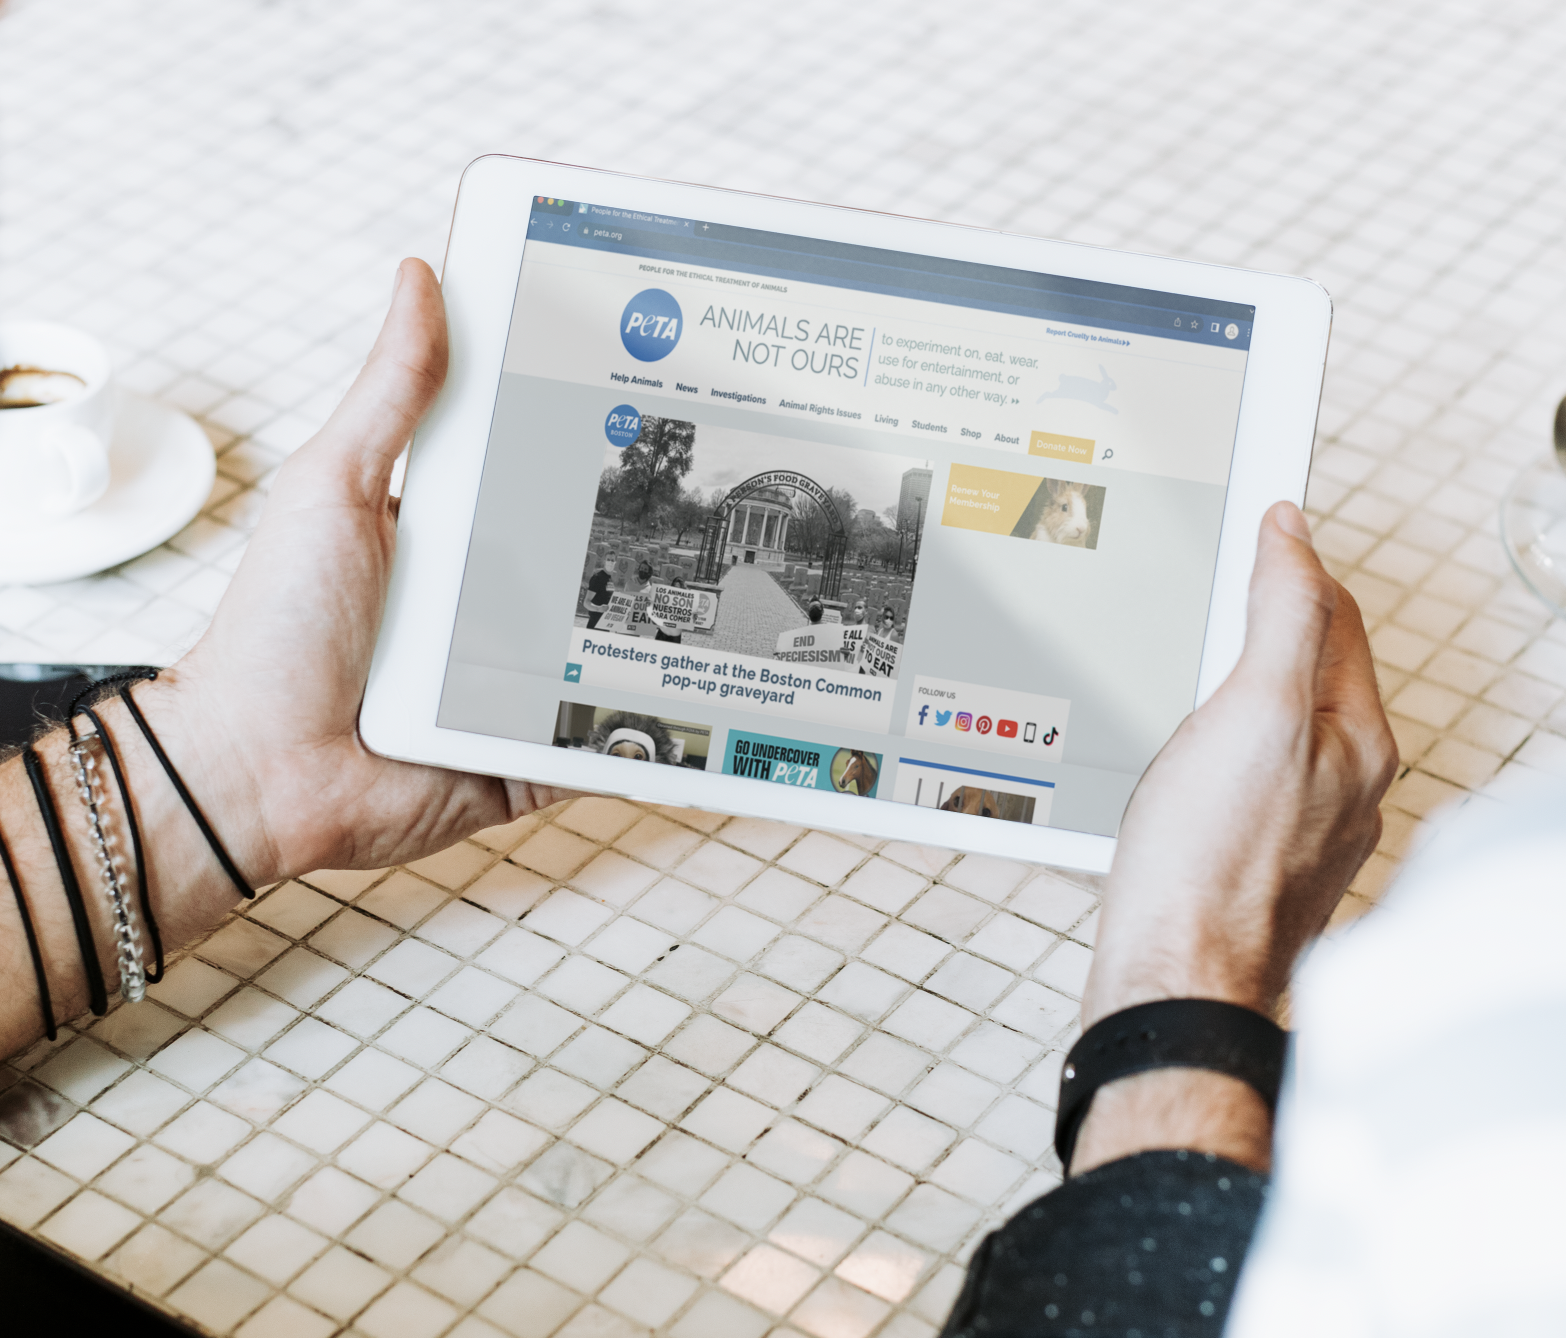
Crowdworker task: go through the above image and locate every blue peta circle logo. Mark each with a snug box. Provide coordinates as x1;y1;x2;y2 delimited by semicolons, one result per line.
620;288;682;361
605;404;641;448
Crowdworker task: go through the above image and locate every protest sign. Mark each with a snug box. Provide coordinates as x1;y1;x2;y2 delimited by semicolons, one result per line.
773;623;856;667
858;633;900;678
647;584;719;635
597;591;649;636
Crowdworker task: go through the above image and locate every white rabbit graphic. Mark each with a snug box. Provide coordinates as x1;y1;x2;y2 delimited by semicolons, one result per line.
1036;364;1118;414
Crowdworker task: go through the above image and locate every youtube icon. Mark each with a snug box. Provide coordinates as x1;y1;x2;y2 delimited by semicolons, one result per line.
906;675;1071;764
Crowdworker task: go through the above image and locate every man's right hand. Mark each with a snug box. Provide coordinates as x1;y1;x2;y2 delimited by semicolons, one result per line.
1083;501;1398;1030
1067;501;1396;1175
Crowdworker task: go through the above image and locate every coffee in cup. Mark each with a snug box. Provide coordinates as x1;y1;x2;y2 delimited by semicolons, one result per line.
0;367;89;410
0;323;115;523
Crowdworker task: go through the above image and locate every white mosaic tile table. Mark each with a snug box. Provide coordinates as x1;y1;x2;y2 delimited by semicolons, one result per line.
3;0;1566;1335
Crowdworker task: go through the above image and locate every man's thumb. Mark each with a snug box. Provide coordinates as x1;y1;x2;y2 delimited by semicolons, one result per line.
293;258;449;504
1234;502;1337;697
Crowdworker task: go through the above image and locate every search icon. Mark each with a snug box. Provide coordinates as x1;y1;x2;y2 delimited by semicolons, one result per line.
1101;448;1114;461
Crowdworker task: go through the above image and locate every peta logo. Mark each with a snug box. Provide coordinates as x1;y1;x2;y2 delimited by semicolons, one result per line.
621;289;682;361
604;404;641;448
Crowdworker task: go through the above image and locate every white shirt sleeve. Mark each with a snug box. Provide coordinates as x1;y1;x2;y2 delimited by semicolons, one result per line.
1226;783;1566;1337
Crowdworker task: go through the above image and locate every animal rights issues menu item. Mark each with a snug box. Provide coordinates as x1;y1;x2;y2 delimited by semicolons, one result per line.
436;195;1255;839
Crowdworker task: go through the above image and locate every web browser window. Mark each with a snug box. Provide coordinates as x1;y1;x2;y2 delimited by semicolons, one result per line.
438;195;1254;837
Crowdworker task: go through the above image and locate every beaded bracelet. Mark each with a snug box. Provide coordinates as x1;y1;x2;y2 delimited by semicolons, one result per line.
0;822;55;1040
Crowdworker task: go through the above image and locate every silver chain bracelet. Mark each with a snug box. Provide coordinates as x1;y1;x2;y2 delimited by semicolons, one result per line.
67;731;147;1003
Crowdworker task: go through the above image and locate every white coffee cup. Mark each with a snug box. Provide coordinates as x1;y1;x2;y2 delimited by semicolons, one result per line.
0;321;115;523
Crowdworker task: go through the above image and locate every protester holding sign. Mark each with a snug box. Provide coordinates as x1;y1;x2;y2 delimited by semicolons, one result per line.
595;591;648;636
774;622;854;667
648;578;720;643
584;566;613;629
859;632;901;678
652;576;687;644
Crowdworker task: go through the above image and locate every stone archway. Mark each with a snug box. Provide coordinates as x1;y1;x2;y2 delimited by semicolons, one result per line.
694;470;847;600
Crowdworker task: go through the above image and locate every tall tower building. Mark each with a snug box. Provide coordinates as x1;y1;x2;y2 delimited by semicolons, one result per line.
898;467;932;528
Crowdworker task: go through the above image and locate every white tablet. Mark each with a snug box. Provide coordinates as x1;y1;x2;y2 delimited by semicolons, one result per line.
362;155;1329;873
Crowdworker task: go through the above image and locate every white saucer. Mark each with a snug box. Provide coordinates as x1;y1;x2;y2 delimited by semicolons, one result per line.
0;391;216;586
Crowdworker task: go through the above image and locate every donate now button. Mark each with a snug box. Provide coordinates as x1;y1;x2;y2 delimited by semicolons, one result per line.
1029;430;1095;463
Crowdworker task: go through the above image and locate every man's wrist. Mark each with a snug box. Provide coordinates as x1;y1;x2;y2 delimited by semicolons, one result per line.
96;672;281;889
1080;927;1285;1031
1069;1069;1274;1176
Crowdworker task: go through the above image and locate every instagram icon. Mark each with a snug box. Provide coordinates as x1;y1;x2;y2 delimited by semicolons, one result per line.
955;712;972;731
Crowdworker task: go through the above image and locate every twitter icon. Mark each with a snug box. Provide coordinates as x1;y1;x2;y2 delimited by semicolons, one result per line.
934;710;952;726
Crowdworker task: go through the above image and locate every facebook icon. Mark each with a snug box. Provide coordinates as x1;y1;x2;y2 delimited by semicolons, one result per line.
917;705;929;724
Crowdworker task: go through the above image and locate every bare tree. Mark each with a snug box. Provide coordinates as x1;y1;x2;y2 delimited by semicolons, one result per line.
614;416;697;528
666;486;711;546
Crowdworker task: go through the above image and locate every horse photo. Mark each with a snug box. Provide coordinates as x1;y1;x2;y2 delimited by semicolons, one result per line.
834;749;880;797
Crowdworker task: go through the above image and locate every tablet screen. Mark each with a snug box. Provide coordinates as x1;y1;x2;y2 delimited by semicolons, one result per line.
437;196;1254;838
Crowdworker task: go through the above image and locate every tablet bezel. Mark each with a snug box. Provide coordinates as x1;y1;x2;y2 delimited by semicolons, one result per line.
362;154;1330;874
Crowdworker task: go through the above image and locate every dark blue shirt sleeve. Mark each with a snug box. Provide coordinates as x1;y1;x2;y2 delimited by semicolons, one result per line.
939;1149;1268;1338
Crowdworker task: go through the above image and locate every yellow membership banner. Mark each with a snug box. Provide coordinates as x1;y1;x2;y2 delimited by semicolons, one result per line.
941;462;1044;537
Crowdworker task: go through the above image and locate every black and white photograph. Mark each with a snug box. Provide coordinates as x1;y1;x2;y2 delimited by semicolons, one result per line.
575;416;932;677
551;701;712;769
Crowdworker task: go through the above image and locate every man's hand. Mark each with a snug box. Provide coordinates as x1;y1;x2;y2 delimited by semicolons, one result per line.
137;259;574;886
1084;501;1397;1026
1070;501;1396;1173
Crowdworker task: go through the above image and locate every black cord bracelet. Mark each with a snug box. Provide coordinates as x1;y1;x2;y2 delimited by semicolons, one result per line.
0;823;55;1040
112;670;254;902
1054;997;1289;1173
67;695;165;983
23;745;109;1018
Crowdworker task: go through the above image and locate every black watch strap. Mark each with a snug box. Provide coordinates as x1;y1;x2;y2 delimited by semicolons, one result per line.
1054;998;1289;1172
